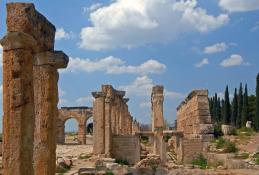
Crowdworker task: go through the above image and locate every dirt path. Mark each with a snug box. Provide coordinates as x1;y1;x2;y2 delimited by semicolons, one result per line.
238;133;259;152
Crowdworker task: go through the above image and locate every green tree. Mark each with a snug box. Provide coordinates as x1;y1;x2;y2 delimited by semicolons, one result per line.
231;88;238;126
248;95;256;122
213;94;219;122
237;83;243;128
255;74;259;131
217;98;222;122
224;86;231;124
241;84;249;127
221;99;225;123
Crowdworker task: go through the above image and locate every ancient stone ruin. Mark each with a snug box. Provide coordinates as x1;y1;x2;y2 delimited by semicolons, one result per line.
0;3;68;174
92;85;139;161
57;107;93;144
6;2;258;175
176;90;214;163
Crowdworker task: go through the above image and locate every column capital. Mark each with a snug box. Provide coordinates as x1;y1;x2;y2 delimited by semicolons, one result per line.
0;31;37;52
34;51;69;69
92;91;106;98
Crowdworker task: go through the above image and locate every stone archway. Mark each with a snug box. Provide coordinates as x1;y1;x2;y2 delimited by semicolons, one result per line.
57;107;92;145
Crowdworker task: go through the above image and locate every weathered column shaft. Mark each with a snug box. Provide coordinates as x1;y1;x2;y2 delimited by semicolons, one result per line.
1;32;36;175
33;51;68;175
33;65;58;174
56;119;65;144
111;105;116;134
92;92;105;155
104;96;112;156
78;123;86;144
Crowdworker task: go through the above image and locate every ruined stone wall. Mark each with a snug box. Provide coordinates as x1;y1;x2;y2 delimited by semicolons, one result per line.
176;90;213;138
112;135;140;165
182;138;203;163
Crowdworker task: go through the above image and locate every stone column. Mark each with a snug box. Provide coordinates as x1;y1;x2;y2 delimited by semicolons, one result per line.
115;105;120;135
1;31;36;175
92;92;106;155
33;51;68;175
111;105;116;134
78;123;86;144
104;94;112;157
151;86;166;162
56;118;65;144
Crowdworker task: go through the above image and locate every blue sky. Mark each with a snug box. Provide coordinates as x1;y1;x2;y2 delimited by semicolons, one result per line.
0;0;259;131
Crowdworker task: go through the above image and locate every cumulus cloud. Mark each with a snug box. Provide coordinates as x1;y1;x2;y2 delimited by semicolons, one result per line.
76;96;93;106
203;42;228;54
195;58;209;68
119;75;184;99
83;3;102;13
219;0;259;12
58;99;68;107
55;27;73;40
220;54;250;67
140;102;150;108
61;56;166;75
80;0;229;50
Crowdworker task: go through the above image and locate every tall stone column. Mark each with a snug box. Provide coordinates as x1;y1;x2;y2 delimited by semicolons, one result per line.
104;93;112;157
111;105;116;134
151;86;166;162
56;118;65;144
92;92;106;155
1;31;36;175
115;105;120;135
33;51;68;175
78;123;86;144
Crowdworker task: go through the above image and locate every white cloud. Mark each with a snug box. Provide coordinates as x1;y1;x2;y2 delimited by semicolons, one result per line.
61;56;166;75
219;0;259;12
80;0;229;50
195;58;209;68
76;96;93;106
84;3;102;13
55;27;73;40
119;75;183;99
220;54;250;67
203;42;228;54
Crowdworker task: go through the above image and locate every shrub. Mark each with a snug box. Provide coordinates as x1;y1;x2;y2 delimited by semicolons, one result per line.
192;154;208;169
235;152;249;159
215;137;238;153
214;124;223;138
255;154;259;165
106;171;114;175
237;127;255;137
215;137;226;149
115;159;129;165
225;142;238;153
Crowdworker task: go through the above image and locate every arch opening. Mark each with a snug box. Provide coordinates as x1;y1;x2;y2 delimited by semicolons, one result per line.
64;118;79;145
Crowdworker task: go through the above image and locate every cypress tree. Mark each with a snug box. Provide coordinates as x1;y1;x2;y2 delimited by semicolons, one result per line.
224;86;231;124
255;74;259;131
231;88;238;126
221;99;225;124
213;94;218;122
217;98;222;121
237;83;243;128
241;84;249;127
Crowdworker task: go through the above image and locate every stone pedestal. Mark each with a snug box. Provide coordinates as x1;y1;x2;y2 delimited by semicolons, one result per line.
33;51;68;175
78;124;86;144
